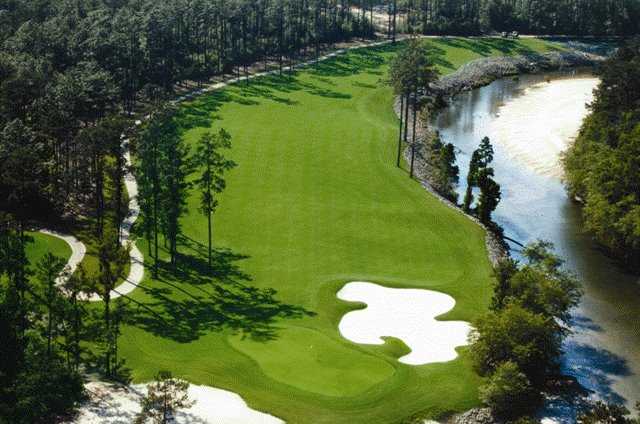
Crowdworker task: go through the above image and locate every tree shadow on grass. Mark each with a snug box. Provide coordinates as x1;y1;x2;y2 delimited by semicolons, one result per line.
308;46;390;78
433;37;538;58
128;242;315;343
175;72;353;131
175;44;400;132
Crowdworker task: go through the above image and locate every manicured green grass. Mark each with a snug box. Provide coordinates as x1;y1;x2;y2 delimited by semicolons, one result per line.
28;37;561;423
26;232;72;271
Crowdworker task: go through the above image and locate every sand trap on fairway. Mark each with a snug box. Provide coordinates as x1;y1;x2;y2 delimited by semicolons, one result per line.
71;381;283;424
489;77;598;178
337;282;471;365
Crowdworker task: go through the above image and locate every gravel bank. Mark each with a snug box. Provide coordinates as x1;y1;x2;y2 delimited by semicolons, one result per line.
431;50;604;100
396;48;607;267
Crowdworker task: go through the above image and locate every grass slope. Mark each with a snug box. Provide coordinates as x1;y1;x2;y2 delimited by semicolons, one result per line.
26;232;72;270
28;37;560;423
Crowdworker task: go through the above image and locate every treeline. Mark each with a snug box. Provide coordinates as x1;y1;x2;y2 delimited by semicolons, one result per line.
563;39;640;269
388;41;501;224
0;0;375;221
386;0;640;36
0;219;133;422
471;241;582;421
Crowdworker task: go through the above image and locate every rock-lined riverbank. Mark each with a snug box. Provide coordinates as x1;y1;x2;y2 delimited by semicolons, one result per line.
396;47;607;269
431;49;604;100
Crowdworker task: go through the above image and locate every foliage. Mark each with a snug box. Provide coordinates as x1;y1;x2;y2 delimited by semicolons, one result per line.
396;0;639;35
464;137;500;225
578;401;640;424
563;39;640;268
472;302;561;386
0;217;85;423
478;361;540;420
135;371;193;424
192;129;237;267
425;131;460;202
472;241;581;419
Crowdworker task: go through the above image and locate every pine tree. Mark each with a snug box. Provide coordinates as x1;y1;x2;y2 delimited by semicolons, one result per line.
135;371;194;424
192;129;237;268
93;239;129;377
158;116;191;269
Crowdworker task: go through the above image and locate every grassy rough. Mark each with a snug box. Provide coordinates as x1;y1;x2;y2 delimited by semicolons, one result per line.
29;37;561;423
26;232;72;271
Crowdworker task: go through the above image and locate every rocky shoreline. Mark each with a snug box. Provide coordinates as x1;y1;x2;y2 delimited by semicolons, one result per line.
431;49;604;101
400;47;608;424
396;47;606;270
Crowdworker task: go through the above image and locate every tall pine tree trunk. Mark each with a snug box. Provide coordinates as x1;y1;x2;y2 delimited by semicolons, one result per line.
396;95;404;167
410;88;418;178
208;213;212;268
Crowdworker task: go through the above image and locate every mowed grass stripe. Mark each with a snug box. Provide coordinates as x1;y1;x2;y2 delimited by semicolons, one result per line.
26;37;560;423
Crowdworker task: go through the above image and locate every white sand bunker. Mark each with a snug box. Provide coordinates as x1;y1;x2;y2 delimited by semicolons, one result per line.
489;77;599;178
337;282;472;365
71;381;283;424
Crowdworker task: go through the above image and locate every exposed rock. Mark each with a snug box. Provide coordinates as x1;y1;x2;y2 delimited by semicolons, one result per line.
449;408;503;424
395;47;608;268
430;51;605;101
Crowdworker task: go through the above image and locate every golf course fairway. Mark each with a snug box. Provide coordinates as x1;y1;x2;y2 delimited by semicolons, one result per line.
29;37;562;423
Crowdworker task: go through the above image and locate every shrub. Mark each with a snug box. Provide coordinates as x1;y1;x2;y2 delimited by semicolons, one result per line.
479;362;540;420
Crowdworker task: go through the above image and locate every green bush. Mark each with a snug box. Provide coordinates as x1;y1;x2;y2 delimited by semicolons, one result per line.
479;362;540;420
471;303;561;386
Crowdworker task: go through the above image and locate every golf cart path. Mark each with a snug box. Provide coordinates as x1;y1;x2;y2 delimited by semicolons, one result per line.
44;36;404;301
39;229;86;285
40;141;143;301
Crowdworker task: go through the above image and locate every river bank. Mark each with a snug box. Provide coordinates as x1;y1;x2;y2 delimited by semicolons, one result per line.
398;46;625;423
396;46;607;270
431;49;604;100
430;70;640;423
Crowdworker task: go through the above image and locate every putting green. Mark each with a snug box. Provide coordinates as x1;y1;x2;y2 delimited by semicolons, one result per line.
28;37;562;423
229;326;396;397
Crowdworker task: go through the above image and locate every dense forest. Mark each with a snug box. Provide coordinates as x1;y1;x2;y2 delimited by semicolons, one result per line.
1;1;639;422
392;0;640;35
0;0;380;223
1;0;638;221
563;39;640;269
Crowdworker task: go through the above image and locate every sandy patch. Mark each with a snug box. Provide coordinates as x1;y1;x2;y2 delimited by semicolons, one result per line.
489;77;598;178
71;381;283;424
337;282;472;365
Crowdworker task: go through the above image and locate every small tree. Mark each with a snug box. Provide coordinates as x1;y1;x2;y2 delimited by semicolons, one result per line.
476;168;501;225
578;401;640;424
479;361;540;420
192;129;237;268
93;239;129;377
63;264;90;370
471;303;561;387
135;371;194;424
463;150;481;212
35;253;68;357
464;137;500;223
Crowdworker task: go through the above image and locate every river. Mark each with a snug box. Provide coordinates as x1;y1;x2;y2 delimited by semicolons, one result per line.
432;71;640;420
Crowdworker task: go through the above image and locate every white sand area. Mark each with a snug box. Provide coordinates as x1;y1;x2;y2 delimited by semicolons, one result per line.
70;381;284;424
337;282;472;365
489;77;599;178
